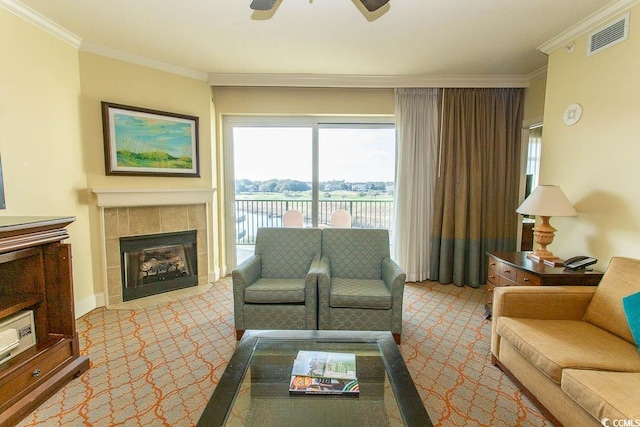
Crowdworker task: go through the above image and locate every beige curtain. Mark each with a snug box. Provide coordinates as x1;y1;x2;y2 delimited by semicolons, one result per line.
430;88;524;287
393;88;440;282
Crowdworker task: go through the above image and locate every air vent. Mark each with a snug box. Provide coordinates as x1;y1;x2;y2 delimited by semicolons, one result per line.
588;13;629;56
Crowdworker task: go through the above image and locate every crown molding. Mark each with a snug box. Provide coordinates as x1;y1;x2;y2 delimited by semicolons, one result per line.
0;0;81;47
538;0;640;54
527;67;547;84
207;72;532;88
80;41;209;81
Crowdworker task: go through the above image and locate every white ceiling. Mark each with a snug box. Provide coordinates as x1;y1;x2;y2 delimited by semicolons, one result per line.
8;0;626;84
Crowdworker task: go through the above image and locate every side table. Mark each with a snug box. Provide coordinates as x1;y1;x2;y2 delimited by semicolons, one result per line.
485;251;603;319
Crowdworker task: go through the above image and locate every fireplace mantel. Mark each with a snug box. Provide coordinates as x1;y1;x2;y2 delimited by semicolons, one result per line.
92;188;216;208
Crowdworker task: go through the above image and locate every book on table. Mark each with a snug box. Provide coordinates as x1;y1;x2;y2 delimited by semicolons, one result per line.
289;350;359;396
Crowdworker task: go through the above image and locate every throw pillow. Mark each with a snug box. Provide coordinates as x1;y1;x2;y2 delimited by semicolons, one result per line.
622;291;640;353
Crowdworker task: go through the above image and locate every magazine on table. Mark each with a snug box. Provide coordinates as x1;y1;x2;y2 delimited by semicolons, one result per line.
289;350;359;396
288;375;360;395
291;350;357;380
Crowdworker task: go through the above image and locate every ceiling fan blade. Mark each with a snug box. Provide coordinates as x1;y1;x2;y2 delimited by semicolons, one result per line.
250;0;278;11
359;0;390;12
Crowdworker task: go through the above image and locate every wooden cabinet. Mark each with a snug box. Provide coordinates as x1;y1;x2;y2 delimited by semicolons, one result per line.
0;217;89;426
485;251;604;319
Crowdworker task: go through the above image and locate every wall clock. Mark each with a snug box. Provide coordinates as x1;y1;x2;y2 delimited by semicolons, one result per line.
563;103;582;126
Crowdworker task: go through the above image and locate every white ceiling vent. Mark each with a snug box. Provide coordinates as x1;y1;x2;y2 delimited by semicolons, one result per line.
588;13;629;57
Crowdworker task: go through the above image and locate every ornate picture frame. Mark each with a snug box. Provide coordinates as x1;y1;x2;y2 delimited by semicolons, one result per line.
101;102;200;177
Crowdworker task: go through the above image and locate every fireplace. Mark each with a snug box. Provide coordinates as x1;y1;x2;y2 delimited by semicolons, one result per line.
120;230;198;301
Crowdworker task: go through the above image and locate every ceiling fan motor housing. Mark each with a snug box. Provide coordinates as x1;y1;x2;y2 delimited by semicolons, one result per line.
250;0;390;13
250;0;278;11
360;0;390;12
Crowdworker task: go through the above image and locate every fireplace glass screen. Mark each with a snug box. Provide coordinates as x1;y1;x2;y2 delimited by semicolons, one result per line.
120;230;197;301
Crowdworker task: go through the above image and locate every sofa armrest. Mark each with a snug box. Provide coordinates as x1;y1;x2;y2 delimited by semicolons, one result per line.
491;285;597;357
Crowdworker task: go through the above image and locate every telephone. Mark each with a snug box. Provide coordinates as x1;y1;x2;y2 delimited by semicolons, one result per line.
563;256;597;270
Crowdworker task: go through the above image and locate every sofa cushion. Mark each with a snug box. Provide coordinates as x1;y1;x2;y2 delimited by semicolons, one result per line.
330;278;392;309
584;257;640;344
245;278;306;303
623;291;640;352
562;369;640;422
497;318;640;383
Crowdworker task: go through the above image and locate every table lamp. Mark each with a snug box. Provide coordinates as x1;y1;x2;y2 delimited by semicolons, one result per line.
516;185;577;263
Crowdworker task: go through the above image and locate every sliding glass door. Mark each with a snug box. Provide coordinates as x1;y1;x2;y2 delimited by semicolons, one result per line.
224;117;395;266
318;125;395;229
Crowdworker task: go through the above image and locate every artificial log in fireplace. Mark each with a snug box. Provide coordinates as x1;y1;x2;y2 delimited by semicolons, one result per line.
120;230;197;301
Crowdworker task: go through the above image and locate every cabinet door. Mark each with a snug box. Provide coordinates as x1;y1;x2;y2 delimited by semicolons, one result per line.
43;244;75;338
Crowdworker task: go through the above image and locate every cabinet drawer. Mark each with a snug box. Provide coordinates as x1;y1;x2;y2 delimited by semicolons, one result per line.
0;339;73;409
488;257;499;275
487;269;499;286
497;261;517;282
517;270;541;286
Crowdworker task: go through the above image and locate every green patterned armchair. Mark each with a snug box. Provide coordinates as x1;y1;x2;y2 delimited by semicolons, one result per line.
232;227;322;340
317;229;406;344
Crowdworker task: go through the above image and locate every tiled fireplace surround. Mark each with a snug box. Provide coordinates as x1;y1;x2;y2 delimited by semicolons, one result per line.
93;189;214;307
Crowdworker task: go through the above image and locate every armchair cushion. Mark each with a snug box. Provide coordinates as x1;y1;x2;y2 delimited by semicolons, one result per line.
256;228;322;279
329;278;392;309
497;317;640;383
244;278;306;304
320;228;390;279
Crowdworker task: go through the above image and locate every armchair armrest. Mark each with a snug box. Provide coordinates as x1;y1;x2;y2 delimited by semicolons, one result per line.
491;285;597;357
231;254;262;332
303;255;322;329
382;257;406;293
232;254;262;290
316;256;332;330
382;257;406;336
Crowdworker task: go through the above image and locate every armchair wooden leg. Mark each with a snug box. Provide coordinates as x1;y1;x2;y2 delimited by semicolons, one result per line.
393;333;401;345
236;329;244;340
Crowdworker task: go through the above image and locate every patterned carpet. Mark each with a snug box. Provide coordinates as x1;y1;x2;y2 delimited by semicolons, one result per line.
17;277;552;427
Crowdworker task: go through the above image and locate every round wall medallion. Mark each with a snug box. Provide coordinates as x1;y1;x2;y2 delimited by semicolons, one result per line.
563;103;582;126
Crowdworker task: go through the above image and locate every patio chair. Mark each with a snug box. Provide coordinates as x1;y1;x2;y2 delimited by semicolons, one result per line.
329;210;352;228
232;227;322;339
282;210;304;227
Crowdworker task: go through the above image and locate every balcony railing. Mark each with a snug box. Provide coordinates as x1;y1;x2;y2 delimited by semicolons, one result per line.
235;199;394;245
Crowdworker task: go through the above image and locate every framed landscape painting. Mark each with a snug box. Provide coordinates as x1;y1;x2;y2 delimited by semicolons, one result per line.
101;102;200;177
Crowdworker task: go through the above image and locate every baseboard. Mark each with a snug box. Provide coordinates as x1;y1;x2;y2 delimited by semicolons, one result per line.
74;292;104;319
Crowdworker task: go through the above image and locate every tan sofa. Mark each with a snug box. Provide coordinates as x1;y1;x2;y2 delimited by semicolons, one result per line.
491;257;640;427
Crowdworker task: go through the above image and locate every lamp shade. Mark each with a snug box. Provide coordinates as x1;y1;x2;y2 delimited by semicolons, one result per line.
516;185;577;217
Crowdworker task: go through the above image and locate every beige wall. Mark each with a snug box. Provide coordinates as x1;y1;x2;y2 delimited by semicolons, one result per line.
541;5;640;269
524;76;546;123
79;52;217;306
0;9;94;312
211;86;394;273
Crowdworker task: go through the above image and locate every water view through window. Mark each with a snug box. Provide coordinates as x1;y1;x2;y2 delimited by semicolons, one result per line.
231;121;395;263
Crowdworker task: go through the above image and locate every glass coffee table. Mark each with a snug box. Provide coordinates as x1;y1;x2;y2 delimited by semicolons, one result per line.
197;330;432;426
